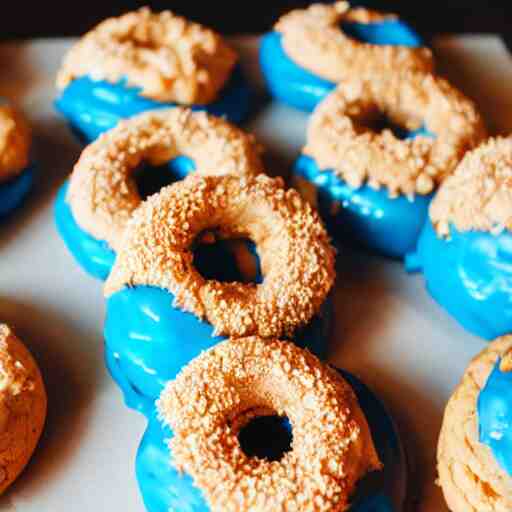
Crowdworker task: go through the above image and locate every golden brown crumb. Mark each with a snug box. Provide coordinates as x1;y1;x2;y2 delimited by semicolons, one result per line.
67;108;264;250
158;336;381;512
56;7;238;104
0;325;46;495
437;336;512;512
303;70;486;198
0;104;31;183
430;137;512;237
104;174;336;338
275;2;433;84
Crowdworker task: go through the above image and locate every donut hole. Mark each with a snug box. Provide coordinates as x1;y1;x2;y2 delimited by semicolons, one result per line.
134;155;196;200
193;230;262;284
238;414;293;462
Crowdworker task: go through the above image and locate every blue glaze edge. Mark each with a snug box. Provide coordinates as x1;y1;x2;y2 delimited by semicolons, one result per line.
260;19;424;112
478;358;512;476
136;368;404;512
55;65;253;142
0;165;34;218
294;155;432;259
406;220;512;340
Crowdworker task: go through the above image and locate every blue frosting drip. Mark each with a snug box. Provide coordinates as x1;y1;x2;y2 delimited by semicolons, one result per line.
104;285;331;416
0;165;33;218
294;154;433;259
260;19;424;112
406;221;512;340
55;66;253;142
54;156;196;280
136;369;404;512
478;358;512;476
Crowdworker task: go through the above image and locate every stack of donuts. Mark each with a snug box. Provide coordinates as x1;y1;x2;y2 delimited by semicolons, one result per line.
3;2;512;511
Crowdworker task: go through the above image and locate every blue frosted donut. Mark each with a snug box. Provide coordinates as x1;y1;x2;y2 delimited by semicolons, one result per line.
293;70;486;258
260;2;432;112
103;174;336;414
54;108;263;280
407;138;512;340
135;338;406;511
438;337;512;511
55;8;252;143
0;104;33;219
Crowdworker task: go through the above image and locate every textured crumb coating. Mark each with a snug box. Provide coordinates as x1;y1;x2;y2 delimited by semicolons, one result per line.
430;137;512;237
304;70;486;198
0;325;46;495
437;336;512;511
56;7;238;104
158;336;381;512
67;108;264;250
275;2;433;84
104;174;336;338
0;105;31;183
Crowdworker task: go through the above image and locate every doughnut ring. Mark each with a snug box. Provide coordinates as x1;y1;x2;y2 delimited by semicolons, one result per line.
438;336;512;511
260;1;433;112
293;69;486;258
0;103;34;219
55;8;253;142
55;108;264;280
407;137;512;339
0;325;46;494
103;174;336;413
141;337;382;511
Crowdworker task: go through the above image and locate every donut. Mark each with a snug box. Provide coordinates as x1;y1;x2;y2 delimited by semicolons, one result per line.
0;103;33;219
407;137;512;339
260;1;433;112
0;325;46;494
135;337;397;511
55;8;253;142
438;336;512;511
293;69;486;258
103;174;336;414
55;108;264;280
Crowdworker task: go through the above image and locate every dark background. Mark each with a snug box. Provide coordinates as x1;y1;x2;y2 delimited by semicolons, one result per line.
1;1;511;43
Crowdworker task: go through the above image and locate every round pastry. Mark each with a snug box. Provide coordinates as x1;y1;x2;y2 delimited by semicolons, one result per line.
0;103;33;219
293;69;486;258
103;174;336;414
407;137;512;339
0;325;46;494
260;1;433;112
55;108;264;280
137;337;407;511
55;8;253;142
438;336;512;511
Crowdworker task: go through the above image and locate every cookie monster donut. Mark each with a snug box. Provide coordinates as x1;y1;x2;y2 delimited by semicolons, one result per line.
260;1;433;112
0;103;34;219
103;174;336;414
136;337;407;512
293;70;486;258
407;138;512;339
438;336;512;511
0;325;46;494
55;8;252;143
55;108;264;280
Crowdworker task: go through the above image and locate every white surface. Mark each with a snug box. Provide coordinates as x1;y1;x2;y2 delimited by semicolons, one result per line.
0;35;511;511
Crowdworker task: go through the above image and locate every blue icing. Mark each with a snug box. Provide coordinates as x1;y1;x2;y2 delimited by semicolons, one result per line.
136;369;404;512
294;154;433;259
0;165;33;218
54;156;196;280
406;221;512;340
478;358;512;476
260;19;424;112
55;65;253;142
104;285;331;415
